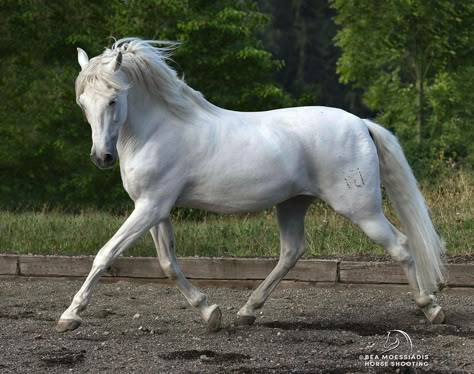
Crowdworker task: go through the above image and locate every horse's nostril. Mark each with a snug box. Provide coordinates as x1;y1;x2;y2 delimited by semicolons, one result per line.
104;153;114;163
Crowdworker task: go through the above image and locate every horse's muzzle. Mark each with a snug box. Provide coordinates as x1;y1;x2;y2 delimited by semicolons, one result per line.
90;152;116;170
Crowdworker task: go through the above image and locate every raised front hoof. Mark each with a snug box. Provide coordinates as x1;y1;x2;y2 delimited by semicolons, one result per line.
56;319;82;333
237;314;256;326
206;304;222;332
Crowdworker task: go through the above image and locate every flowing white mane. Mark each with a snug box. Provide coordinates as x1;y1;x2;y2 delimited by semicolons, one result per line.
75;38;216;118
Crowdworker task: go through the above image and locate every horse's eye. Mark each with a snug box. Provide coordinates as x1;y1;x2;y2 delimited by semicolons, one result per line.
109;98;117;106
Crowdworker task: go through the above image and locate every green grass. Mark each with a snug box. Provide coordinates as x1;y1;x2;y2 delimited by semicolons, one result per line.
0;172;472;258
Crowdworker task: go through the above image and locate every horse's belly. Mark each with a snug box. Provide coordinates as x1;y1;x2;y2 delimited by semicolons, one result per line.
177;169;310;213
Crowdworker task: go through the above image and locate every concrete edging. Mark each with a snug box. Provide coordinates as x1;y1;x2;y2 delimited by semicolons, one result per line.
0;255;472;288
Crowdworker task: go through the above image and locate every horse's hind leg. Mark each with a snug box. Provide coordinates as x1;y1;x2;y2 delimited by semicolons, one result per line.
356;213;445;323
237;196;312;325
150;218;222;331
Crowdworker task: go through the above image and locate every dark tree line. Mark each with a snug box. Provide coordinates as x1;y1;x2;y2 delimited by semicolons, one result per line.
260;0;369;116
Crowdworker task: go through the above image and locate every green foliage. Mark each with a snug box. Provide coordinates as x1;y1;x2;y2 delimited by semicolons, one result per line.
108;0;292;110
1;0;472;212
0;1;125;209
331;0;474;175
0;0;290;210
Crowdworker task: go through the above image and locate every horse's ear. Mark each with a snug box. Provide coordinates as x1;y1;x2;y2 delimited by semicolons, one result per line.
105;51;122;72
113;51;122;72
77;48;89;70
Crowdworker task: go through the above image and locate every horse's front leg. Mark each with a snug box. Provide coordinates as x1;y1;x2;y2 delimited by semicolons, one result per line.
56;202;163;332
150;218;222;331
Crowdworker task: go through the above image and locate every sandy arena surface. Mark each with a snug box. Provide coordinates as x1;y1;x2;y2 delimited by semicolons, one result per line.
0;278;472;373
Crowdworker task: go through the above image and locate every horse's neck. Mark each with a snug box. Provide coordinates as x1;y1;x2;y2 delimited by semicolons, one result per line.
117;89;172;158
117;89;208;157
117;84;228;162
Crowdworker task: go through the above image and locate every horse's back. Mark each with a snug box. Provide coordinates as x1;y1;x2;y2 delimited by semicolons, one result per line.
176;106;381;215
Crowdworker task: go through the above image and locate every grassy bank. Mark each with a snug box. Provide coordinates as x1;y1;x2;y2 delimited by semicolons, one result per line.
0;172;472;258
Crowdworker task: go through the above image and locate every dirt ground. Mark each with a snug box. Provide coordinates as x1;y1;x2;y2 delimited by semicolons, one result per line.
0;278;472;373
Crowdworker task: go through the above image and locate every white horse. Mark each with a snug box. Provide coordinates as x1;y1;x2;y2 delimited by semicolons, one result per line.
57;38;446;333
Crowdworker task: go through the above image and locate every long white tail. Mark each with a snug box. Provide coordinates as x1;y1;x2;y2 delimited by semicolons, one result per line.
364;119;446;293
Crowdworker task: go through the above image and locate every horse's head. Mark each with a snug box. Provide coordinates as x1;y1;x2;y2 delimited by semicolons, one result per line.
76;48;128;169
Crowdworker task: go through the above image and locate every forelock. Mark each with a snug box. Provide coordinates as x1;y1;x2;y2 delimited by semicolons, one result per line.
75;55;126;102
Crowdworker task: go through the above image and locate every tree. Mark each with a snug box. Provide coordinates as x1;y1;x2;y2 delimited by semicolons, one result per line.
0;0;291;209
331;0;474;171
0;0;122;208
108;0;292;111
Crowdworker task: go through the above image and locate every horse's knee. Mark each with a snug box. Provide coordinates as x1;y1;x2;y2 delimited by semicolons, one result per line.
160;261;178;281
92;254;110;272
279;245;304;271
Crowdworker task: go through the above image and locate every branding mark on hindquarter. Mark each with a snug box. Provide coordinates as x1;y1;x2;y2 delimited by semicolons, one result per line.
343;168;365;188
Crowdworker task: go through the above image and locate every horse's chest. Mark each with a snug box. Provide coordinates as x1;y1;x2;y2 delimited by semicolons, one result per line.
121;172;137;201
120;165;146;202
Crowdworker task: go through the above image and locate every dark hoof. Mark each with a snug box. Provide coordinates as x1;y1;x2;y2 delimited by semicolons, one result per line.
237;314;256;326
206;305;222;332
56;319;82;333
